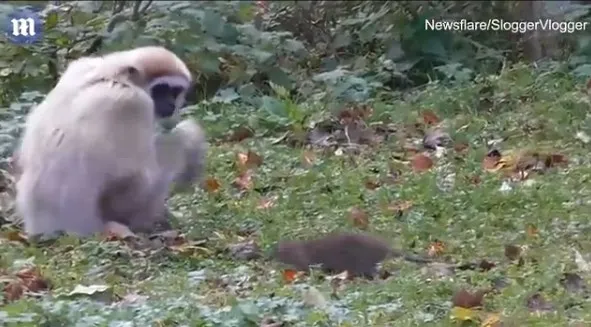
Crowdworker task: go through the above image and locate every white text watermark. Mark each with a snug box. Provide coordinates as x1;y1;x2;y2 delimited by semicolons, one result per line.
425;18;589;34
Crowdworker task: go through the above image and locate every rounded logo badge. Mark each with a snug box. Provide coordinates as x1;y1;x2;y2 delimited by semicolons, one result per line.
4;7;43;45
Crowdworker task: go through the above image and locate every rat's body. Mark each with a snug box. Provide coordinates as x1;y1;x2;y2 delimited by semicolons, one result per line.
271;232;431;278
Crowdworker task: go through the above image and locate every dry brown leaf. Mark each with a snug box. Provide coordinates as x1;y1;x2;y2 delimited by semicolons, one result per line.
384;200;413;215
481;313;502;327
337;104;373;125
543;153;568;168
1;230;28;244
203;177;222;193
422;110;440;125
233;170;254;191
427;240;445;257
403;145;421;155
282;269;299;283
411;154;433;172
15;267;49;293
236;151;263;171
246;151;263;168
227;126;254;142
168;239;209;255
450;306;478;322
3;280;25;302
454;142;469;154
482;150;503;172
302;150;316;167
526;224;538;238
452;289;486;309
348;207;369;230
364;179;380;190
3;267;50;303
467;175;482;185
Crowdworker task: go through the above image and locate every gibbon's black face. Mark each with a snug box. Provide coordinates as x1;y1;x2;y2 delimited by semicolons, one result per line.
151;83;184;118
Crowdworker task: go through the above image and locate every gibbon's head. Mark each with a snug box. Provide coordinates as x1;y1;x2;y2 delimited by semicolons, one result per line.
103;46;193;118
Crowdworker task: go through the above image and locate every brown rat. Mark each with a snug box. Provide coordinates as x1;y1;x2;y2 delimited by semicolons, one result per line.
270;232;432;278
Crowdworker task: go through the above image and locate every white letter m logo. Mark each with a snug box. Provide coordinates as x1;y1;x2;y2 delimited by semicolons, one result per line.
11;18;35;37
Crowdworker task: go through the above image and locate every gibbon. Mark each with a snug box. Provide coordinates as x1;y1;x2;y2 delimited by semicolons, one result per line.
16;46;207;238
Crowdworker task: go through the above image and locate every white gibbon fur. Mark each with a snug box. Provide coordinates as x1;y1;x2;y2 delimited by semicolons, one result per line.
16;46;207;237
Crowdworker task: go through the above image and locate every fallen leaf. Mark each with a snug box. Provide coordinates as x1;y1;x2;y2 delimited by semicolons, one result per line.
203;177;221;193
401;145;421;157
450;306;477;322
337;104;373;125
411;154;433;172
227;126;254;142
236;151;263;171
282;269;298;283
67;284;111;296
302;150;316;167
466;175;482;185
15;267;49;293
168;239;210;255
1;230;28;244
427;240;445;257
64;284;115;303
384;200;413;215
481;313;502;327
482;150;503;172
504;244;521;261
422;110;440;125
3;280;25;302
364;179;380;190
526;224;538;238
452;289;486;309
348;207;369;230
543;153;568;168
248;151;264;167
454;142;469;154
233;170;254;191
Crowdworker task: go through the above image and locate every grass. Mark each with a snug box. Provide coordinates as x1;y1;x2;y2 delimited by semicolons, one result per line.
3;64;591;326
